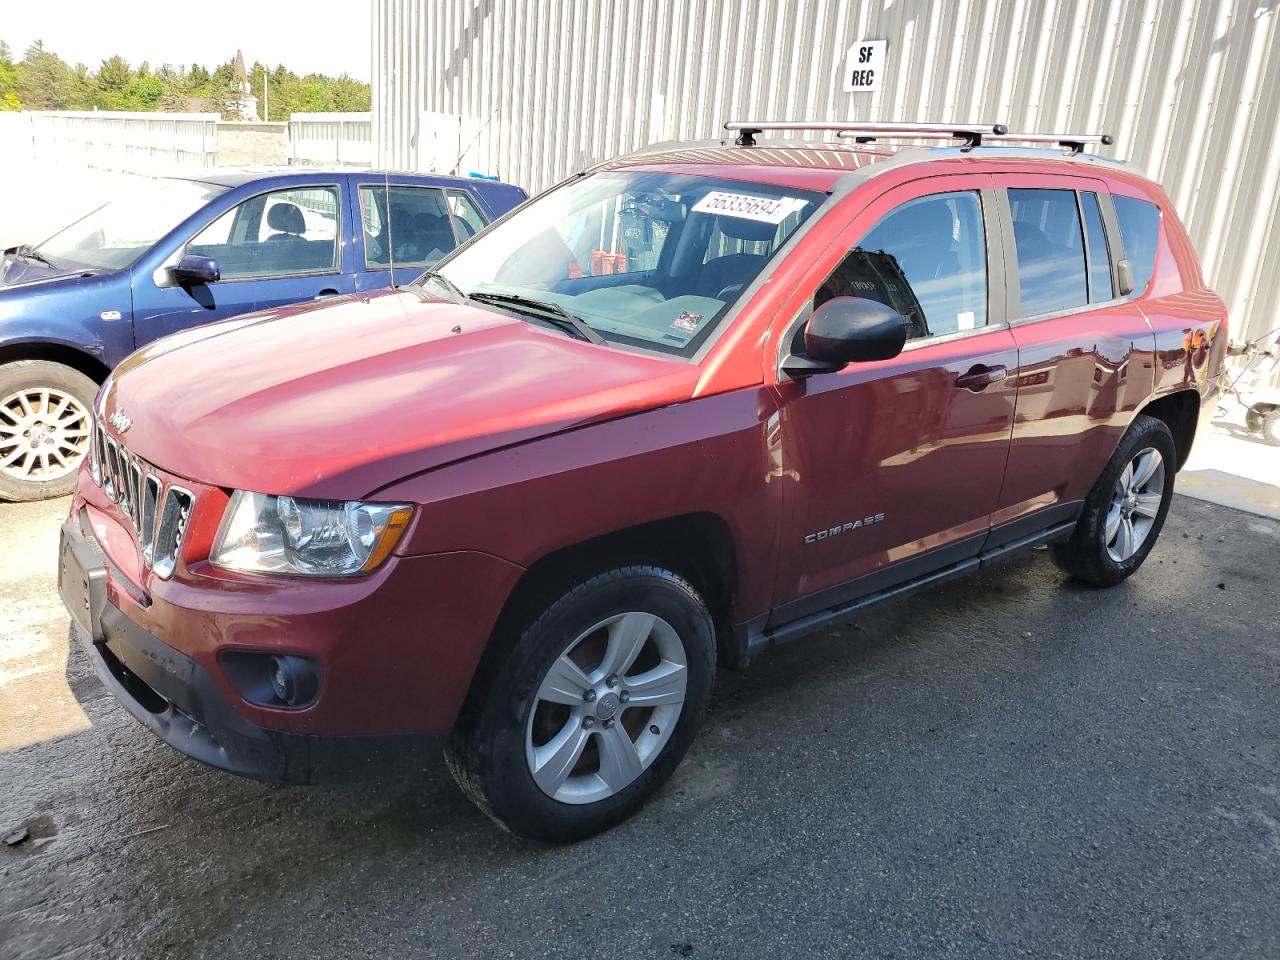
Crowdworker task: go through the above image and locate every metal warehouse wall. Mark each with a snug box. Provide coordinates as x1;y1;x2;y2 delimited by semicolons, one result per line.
373;0;1280;342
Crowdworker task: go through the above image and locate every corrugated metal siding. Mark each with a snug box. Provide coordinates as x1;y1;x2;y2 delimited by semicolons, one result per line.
373;0;1280;343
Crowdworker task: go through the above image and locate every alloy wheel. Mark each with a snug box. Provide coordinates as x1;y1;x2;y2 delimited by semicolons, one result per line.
1104;446;1165;562
525;611;688;805
0;387;92;483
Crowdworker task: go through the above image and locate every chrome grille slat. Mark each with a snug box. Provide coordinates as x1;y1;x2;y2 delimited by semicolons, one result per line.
93;415;195;581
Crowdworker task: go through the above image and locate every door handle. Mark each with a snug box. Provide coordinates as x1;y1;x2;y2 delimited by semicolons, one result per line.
955;363;1008;391
314;288;341;300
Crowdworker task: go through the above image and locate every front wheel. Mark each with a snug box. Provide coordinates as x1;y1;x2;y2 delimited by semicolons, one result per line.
0;361;99;502
446;565;715;842
1051;413;1177;587
1262;408;1280;446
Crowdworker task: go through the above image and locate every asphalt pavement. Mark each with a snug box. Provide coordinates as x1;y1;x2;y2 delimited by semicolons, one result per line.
2;494;1278;960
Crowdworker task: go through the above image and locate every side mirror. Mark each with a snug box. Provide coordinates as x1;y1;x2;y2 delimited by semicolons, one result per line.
1116;259;1135;297
783;297;907;378
172;253;220;285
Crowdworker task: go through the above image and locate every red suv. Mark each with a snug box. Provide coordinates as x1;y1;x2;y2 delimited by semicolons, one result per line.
59;122;1228;842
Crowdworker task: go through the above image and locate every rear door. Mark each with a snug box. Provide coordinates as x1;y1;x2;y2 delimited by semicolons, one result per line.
350;177;491;290
988;175;1154;538
131;180;356;345
769;176;1020;623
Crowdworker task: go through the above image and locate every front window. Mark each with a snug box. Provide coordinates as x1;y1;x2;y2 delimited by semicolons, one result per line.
187;186;341;281
35;178;227;272
432;172;824;355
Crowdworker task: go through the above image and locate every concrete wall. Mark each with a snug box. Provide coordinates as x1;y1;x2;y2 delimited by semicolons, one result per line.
215;122;289;166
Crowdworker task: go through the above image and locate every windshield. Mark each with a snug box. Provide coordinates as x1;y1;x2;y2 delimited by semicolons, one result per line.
431;171;824;356
36;178;228;272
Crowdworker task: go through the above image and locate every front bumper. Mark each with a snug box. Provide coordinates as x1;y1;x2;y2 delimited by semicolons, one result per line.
60;513;446;783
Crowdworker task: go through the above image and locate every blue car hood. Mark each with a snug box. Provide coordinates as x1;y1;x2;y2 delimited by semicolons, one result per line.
0;256;88;289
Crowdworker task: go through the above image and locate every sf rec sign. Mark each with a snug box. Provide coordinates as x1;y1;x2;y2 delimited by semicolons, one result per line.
843;40;886;93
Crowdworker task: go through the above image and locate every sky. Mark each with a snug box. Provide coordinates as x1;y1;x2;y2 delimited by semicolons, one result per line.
2;0;372;80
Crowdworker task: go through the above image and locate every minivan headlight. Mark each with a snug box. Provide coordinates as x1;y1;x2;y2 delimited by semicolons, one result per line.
211;491;413;577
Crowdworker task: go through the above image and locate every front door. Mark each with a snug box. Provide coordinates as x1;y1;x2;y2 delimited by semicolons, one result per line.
770;177;1019;626
131;183;355;347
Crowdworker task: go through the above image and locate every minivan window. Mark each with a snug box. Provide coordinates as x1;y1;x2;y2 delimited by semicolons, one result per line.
1112;195;1161;295
1080;192;1113;301
1010;188;1088;317
818;191;987;340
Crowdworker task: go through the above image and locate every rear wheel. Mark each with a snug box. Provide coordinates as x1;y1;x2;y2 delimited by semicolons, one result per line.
1051;414;1177;587
446;565;715;842
0;361;98;502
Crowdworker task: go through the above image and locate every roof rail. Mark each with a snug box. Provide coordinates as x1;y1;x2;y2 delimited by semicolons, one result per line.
979;131;1114;156
724;120;1009;150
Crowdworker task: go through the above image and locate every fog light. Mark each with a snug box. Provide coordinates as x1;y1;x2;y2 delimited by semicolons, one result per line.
221;651;320;709
269;656;293;703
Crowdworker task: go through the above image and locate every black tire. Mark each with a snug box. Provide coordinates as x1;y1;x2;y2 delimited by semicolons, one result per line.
1051;413;1177;587
1244;404;1266;436
1263;409;1280;446
0;360;99;502
445;565;715;843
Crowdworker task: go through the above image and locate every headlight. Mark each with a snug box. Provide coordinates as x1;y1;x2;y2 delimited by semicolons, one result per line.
211;491;413;577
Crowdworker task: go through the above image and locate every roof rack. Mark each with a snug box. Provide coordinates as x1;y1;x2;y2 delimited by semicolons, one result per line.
979;131;1114;156
724;120;1009;150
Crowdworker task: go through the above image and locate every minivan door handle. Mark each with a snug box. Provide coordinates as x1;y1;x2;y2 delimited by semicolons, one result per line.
955;364;1008;391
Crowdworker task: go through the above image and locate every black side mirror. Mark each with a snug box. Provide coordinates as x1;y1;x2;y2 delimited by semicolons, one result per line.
172;254;220;285
783;296;907;378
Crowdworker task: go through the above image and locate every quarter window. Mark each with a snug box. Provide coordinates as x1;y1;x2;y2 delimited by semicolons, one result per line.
446;190;488;240
187;186;341;280
818;191;988;340
1080;192;1113;301
360;185;458;269
1009;188;1088;317
1112;195;1161;296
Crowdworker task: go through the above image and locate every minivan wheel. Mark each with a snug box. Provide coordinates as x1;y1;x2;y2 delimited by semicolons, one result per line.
1051;413;1177;587
0;361;98;502
446;565;715;842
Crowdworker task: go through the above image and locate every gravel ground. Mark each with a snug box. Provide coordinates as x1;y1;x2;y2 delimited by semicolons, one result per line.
2;494;1278;960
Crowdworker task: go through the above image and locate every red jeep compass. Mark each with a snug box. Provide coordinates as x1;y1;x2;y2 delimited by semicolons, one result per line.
60;121;1228;842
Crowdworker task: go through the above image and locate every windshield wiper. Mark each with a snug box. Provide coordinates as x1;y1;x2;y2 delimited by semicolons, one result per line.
417;270;467;302
468;291;605;345
8;244;59;269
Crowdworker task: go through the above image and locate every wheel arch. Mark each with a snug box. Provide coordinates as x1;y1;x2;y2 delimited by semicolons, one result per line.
0;340;112;385
455;512;741;726
1135;389;1199;470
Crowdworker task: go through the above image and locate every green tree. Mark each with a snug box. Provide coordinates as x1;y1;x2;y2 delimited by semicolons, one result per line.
0;41;21;110
17;39;77;109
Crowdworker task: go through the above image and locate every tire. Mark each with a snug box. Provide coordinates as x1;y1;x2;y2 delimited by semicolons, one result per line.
445;565;716;843
1051;414;1177;587
1244;404;1266;436
0;361;99;502
1263;409;1280;446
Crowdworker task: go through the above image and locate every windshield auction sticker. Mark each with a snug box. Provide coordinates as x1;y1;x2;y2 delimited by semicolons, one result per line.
692;191;808;224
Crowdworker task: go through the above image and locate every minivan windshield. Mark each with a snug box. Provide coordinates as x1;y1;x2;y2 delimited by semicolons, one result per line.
35;178;228;272
431;171;824;355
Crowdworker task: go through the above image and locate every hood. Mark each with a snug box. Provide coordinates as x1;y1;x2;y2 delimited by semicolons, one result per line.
104;288;698;498
0;255;93;289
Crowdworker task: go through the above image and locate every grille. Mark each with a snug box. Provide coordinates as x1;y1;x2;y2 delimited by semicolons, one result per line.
89;418;194;580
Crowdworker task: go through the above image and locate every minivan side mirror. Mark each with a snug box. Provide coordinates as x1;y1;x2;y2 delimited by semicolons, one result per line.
171;254;220;286
782;296;908;378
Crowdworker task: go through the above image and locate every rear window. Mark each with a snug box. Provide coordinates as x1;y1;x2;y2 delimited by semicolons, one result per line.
1009;188;1088;317
1112;195;1161;296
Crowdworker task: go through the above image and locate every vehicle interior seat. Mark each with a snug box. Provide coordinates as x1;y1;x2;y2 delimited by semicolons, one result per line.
697;215;778;299
265;203;307;242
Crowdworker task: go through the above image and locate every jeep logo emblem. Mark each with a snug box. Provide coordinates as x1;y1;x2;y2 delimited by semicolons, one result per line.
595;692;620;720
109;410;133;434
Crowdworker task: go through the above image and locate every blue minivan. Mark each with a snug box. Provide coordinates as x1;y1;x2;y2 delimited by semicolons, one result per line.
0;168;526;500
